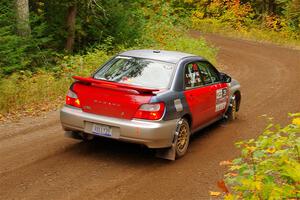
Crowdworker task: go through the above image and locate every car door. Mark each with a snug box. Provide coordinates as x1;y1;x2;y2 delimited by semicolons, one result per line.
197;61;229;120
183;62;212;130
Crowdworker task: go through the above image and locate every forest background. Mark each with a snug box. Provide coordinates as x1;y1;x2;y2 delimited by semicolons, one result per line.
0;0;299;118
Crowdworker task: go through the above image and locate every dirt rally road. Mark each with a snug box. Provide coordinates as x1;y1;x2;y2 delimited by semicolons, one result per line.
0;34;300;200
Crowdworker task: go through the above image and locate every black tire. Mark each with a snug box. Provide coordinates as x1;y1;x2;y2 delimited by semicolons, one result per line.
227;95;237;121
175;119;190;158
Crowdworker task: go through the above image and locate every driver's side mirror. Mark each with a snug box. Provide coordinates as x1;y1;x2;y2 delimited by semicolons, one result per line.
220;73;231;83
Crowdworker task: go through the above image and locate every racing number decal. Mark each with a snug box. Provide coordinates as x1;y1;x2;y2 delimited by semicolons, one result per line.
174;99;183;112
215;88;227;112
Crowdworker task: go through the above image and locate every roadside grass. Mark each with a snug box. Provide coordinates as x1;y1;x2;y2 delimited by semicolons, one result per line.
0;72;69;119
0;34;217;121
0;49;111;121
192;19;300;48
162;35;218;64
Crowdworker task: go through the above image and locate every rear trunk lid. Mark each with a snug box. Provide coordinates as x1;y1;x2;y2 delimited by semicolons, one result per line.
72;76;157;120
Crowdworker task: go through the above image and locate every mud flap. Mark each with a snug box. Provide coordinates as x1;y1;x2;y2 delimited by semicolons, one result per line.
155;119;182;161
155;144;176;161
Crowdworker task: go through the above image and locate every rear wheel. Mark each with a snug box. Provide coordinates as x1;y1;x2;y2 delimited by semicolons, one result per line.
175;119;190;158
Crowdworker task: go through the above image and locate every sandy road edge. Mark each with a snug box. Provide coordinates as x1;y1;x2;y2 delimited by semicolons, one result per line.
0;110;60;141
189;30;300;50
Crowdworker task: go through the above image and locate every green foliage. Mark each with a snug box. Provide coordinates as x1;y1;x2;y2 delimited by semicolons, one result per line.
58;48;111;77
0;0;217;118
1;0;299;76
0;0;148;76
0;33;216;118
0;48;111;116
0;1;56;75
188;0;300;46
138;1;187;46
191;18;300;46
224;114;300;199
38;0;146;51
99;0;146;47
189;0;254;29
157;36;217;64
0;72;69;115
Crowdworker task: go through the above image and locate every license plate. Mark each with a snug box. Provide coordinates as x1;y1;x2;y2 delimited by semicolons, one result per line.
92;124;112;137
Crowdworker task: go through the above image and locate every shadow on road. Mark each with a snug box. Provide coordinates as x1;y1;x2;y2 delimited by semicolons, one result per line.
65;119;236;163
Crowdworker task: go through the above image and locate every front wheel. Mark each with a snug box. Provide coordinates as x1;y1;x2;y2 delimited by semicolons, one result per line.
175;119;190;158
226;96;237;121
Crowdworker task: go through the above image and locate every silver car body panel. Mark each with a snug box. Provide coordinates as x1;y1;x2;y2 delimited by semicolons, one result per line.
60;105;178;148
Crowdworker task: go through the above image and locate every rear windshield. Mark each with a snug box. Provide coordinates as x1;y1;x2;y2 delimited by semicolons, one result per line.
94;56;175;89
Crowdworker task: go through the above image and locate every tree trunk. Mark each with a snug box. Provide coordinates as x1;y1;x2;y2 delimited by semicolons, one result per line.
65;5;77;53
15;0;31;37
291;0;300;16
268;0;276;14
262;0;267;14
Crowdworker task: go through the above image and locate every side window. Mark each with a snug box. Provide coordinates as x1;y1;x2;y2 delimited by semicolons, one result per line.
197;62;213;85
198;62;220;84
184;62;204;89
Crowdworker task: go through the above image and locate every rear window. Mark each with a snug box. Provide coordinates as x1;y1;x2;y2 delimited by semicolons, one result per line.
94;56;175;89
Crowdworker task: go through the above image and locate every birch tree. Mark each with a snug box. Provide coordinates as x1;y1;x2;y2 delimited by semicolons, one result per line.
15;0;31;37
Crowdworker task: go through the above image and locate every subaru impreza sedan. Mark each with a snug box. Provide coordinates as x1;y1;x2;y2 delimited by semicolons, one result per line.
60;50;241;160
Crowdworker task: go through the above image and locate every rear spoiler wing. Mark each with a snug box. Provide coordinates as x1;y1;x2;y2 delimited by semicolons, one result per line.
72;76;159;94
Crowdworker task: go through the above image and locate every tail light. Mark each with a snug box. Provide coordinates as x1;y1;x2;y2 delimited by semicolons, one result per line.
134;102;165;120
66;90;81;108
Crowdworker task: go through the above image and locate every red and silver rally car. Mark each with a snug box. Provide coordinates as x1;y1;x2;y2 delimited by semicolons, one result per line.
60;50;241;160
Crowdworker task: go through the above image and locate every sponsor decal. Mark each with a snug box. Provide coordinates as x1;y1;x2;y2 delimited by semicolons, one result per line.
216;102;226;112
83;105;91;110
216;88;227;112
174;99;183;112
93;100;121;107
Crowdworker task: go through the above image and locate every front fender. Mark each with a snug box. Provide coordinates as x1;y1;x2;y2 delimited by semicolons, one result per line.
229;79;241;95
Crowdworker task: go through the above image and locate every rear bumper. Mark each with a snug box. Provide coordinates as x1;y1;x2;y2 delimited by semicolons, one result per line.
60;105;177;148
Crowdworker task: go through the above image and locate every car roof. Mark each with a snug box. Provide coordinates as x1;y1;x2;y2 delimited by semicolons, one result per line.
119;49;201;63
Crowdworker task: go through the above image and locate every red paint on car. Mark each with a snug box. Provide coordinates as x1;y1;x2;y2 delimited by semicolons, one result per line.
72;82;153;120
